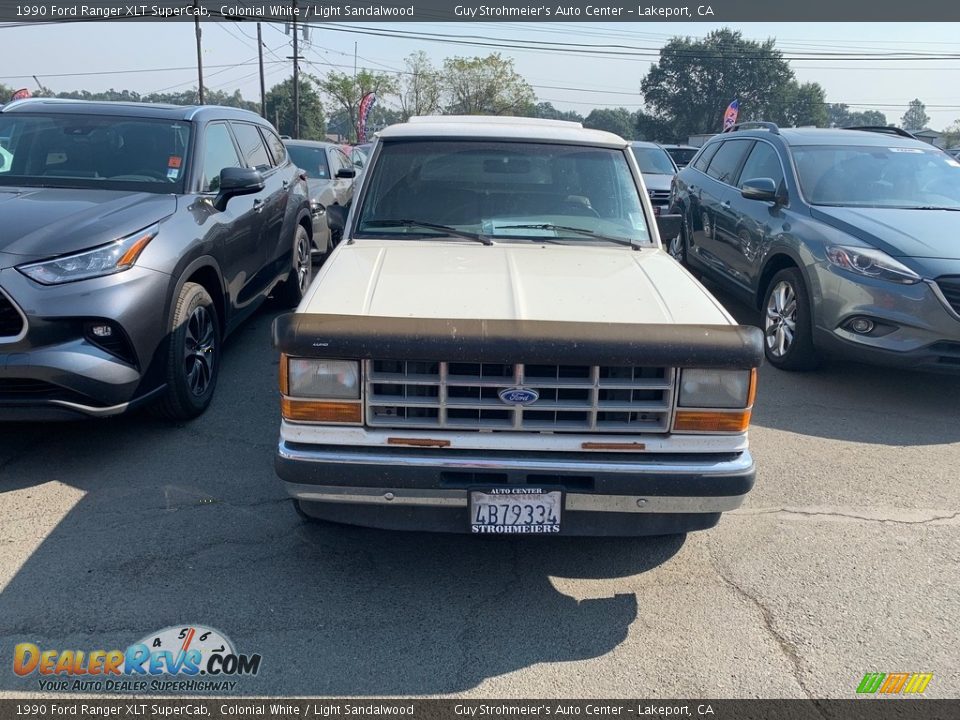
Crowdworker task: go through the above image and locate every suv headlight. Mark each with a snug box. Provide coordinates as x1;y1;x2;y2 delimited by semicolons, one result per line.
286;358;360;399
679;369;752;408
17;224;158;285
825;245;921;285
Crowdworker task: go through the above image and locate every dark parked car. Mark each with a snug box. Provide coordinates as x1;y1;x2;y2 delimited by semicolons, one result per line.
284;139;356;255
630;141;678;215
662;144;699;168
0;98;314;420
669;121;960;372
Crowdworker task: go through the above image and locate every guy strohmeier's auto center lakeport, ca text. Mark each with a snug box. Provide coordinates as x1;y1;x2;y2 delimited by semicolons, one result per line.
13;4;716;20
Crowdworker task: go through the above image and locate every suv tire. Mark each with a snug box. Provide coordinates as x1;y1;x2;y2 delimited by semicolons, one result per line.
668;215;688;265
154;282;221;420
275;224;313;308
762;267;819;370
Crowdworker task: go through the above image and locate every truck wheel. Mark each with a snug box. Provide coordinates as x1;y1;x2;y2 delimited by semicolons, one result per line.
275;224;313;308
153;282;221;420
762;268;819;370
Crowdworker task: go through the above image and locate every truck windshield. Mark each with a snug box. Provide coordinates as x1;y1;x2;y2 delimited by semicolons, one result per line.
354;140;651;245
0;113;191;193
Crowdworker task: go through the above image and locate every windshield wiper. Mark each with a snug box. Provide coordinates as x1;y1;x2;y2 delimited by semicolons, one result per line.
496;223;635;247
362;219;493;245
894;205;960;211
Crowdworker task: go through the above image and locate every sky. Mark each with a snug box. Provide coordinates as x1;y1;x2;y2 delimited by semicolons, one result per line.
2;20;959;130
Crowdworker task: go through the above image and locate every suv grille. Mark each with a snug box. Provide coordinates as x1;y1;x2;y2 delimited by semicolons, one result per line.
0;287;25;339
935;276;960;316
365;360;676;433
648;189;671;205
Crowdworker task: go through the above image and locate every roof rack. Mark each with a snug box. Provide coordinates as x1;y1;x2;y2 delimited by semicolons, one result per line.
723;121;780;135
843;125;917;139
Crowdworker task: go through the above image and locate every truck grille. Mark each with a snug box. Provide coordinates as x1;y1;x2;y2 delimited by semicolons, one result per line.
935;276;960;316
0;287;25;339
647;189;671;205
365;360;676;433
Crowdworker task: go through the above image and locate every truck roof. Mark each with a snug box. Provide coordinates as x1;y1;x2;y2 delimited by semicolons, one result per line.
378;115;629;148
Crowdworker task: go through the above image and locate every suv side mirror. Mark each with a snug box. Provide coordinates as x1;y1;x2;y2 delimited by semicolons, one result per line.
656;213;682;242
336;167;356;179
326;204;348;234
214;167;264;211
741;177;779;202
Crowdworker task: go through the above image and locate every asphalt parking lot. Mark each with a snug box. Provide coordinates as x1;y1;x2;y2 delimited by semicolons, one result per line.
1;284;958;699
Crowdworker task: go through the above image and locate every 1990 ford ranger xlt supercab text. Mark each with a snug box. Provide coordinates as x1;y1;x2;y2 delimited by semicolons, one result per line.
272;116;763;536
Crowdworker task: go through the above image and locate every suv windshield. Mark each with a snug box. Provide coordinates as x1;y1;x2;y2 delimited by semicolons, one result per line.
0;113;191;192
792;144;960;209
286;143;331;180
632;145;677;175
354;140;651;245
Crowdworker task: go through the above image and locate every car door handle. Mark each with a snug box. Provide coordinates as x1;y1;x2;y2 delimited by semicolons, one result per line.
253;198;265;213
721;200;731;208
282;179;290;189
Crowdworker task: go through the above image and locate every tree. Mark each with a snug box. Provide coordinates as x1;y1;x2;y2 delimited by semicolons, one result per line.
641;28;797;138
901;99;930;131
773;81;828;128
265;77;326;140
521;101;584;123
942;119;960;149
399;51;442;120
583;108;635;139
442;53;535;116
315;69;399;143
634;111;672;142
826;104;887;128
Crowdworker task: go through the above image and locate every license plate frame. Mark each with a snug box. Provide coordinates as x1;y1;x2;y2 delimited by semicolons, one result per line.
469;488;563;535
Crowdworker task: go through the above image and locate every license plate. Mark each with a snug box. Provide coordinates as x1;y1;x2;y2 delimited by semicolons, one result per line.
470;489;562;534
653;205;662;215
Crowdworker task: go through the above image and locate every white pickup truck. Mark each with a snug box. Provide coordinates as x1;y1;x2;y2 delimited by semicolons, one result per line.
272;116;762;536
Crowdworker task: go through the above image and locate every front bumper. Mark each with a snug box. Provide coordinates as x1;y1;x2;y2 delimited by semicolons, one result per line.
812;263;960;372
0;264;171;419
276;441;755;535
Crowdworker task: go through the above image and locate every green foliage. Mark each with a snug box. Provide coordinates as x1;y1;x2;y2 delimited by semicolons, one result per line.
442;53;535;116
583;107;635;139
901;99;930;131
520;101;584;123
772;81;828;128
399;51;443;120
826;104;888;128
265;77;326;140
641;28;813;137
314;70;398;143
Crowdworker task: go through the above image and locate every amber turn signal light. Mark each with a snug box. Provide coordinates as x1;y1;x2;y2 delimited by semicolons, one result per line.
673;409;752;433
280;398;362;424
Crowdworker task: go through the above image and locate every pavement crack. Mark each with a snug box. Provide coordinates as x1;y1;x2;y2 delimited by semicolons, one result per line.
707;546;822;708
732;507;960;526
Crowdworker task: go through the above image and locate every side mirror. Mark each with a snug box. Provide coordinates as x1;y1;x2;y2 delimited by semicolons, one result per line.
656;213;682;243
741;177;779;202
213;167;264;211
326;204;348;234
336;167;356;179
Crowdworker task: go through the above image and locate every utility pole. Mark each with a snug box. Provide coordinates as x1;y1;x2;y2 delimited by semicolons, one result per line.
193;0;204;104
257;22;266;117
292;0;300;138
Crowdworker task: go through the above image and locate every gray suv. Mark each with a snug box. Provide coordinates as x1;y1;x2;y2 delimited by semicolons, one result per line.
0;99;314;420
670;122;960;372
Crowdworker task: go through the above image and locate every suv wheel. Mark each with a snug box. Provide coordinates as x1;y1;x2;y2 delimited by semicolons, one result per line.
154;282;221;420
668;217;688;264
275;224;313;308
762;268;819;370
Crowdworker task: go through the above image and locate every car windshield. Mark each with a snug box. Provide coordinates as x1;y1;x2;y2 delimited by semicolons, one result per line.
631;145;676;175
354;140;651;245
0;113;191;192
792;144;960;209
666;147;698;166
286;144;331;180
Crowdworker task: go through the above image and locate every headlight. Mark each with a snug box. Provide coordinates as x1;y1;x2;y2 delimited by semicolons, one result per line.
17;224;158;285
825;245;920;285
679;369;753;408
286;358;360;399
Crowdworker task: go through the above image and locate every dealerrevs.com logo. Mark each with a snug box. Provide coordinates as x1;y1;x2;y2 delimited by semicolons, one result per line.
13;625;261;693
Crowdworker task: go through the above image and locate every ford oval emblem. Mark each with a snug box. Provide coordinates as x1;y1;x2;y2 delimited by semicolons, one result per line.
498;387;539;406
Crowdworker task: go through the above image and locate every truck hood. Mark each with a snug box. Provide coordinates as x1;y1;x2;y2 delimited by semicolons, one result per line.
304;240;734;325
641;173;674;193
810;205;960;260
0;187;176;264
